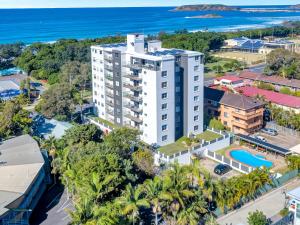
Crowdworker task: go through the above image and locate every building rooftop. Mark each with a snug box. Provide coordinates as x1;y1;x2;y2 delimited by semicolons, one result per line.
215;75;244;83
236;86;300;109
147;49;185;57
220;91;264;110
99;43;127;48
239;70;300;89
0;135;44;216
0;80;19;92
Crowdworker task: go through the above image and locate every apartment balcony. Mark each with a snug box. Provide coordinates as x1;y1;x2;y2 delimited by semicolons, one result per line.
232;110;263;121
104;54;113;62
232;120;262;130
124;63;160;71
104;72;113;81
106;107;114;116
105;99;114;107
104;64;113;71
123;82;142;92
105;90;114;98
123;73;142;81
123;93;142;103
125;114;143;123
105;81;114;89
124;104;142;113
123;122;138;130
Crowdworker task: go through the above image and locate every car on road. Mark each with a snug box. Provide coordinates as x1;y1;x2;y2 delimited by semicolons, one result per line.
254;135;267;142
261;128;278;136
214;164;231;176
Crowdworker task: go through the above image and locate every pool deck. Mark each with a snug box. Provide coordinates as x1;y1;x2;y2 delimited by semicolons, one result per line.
225;146;287;172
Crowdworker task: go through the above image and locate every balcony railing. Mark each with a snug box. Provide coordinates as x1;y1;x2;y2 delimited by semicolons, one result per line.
105;91;114;98
105;82;114;89
124;104;142;113
232;120;262;130
106;100;114;107
123;73;142;81
232;110;263;121
104;64;113;71
104;54;113;61
123;93;142;103
124;63;160;71
125;114;143;123
123;82;142;92
106;108;114;115
104;72;113;81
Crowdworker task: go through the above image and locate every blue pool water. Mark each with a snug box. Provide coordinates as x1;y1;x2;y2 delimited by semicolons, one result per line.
0;68;23;76
230;150;273;168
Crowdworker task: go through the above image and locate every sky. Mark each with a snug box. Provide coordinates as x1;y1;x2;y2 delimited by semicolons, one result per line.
0;0;299;8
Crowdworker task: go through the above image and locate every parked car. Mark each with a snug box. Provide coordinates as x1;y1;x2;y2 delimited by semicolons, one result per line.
214;164;231;176
261;128;278;136
254;135;267;142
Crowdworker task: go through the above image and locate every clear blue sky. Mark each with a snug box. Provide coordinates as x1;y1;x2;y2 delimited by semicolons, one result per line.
0;0;299;8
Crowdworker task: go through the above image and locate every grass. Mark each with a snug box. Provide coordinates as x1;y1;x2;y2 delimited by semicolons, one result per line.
89;116;117;129
196;130;222;142
159;131;223;156
158;136;189;156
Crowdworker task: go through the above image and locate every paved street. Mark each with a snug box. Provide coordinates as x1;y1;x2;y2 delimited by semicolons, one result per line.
30;182;73;225
217;178;300;225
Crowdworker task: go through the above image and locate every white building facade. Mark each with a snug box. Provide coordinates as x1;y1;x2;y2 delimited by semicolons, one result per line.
91;34;204;146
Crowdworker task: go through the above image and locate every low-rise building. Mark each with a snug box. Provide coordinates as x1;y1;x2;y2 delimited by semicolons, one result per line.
214;75;244;89
205;87;265;135
237;86;300;113
239;70;300;92
0;135;50;225
287;186;300;225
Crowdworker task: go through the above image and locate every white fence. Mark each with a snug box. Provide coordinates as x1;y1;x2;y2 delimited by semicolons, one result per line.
205;150;253;174
155;128;232;165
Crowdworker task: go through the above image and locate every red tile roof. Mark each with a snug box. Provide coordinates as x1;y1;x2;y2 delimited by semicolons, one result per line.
236;86;300;109
215;74;244;83
239;70;300;89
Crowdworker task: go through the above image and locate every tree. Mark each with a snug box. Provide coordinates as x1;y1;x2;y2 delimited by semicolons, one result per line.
209;118;225;130
0;100;32;138
38;83;75;119
205;214;219;225
63;124;103;145
132;149;154;176
247;210;268;225
117;184;150;225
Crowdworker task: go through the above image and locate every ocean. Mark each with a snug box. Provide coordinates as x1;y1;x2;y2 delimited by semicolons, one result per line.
1;5;300;44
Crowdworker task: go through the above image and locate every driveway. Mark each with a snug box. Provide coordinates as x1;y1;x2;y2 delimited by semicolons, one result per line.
30;182;73;225
217;178;300;225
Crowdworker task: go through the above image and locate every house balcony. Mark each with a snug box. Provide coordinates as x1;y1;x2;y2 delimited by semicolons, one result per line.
232;110;263;121
232;120;262;130
105;81;114;89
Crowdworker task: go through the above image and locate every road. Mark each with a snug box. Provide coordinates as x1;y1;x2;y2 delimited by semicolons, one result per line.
217;178;300;225
30;182;73;225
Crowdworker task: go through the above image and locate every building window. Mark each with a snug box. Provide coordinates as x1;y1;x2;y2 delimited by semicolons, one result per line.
195;56;200;61
194;106;199;111
161;82;168;89
224;121;228;126
194;96;199;101
115;81;119;86
162;135;168;141
114;53;119;57
162;93;168;99
194;86;199;92
194;125;199;131
162;114;168;120
176;106;180;112
162;124;168;131
194;75;199;81
145;123;148;127
194;115;199;121
100;50;102;54
175;86;180;92
162;103;168;110
224;112;229;118
162;71;168;78
194;66;199;71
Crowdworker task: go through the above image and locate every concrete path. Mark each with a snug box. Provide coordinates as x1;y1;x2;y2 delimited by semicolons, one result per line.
217;178;300;225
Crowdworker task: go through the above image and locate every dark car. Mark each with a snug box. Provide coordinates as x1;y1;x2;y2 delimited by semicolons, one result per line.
214;164;231;176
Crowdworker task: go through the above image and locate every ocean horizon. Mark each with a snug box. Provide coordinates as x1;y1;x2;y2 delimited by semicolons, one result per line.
1;5;300;44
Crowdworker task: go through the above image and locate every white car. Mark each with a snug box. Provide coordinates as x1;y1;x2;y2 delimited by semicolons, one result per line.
254;135;267;142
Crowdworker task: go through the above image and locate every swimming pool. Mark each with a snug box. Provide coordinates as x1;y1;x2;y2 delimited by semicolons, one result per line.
230;150;273;168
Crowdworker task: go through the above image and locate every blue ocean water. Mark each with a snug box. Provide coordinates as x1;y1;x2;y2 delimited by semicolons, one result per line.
1;5;300;44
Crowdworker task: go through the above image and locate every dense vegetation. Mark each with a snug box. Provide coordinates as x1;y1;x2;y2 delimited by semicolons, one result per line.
247;210;268;225
0;97;32;139
43;124;273;225
0;43;24;70
265;49;300;79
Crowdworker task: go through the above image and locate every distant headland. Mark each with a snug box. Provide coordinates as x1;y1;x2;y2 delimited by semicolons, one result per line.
188;14;223;19
172;4;300;12
172;4;240;12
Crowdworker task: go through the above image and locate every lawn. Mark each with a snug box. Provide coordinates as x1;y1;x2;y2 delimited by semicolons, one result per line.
196;130;222;142
158;131;223;156
89;116;117;129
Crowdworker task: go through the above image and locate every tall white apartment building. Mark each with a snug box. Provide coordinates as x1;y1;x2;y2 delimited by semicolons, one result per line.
91;34;204;146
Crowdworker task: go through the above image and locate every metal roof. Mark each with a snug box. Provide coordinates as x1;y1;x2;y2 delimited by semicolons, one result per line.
235;134;291;155
0;135;44;216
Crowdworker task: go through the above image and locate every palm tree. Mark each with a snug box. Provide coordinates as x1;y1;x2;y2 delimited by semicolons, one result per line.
69;198;93;225
205;213;219;225
144;177;163;225
117;183;150;225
